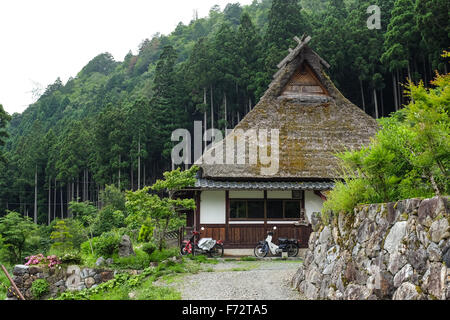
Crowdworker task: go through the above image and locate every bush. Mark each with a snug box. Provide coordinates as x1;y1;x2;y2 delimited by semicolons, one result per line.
93;206;125;235
60;252;82;264
79;232;120;259
141;242;157;256
95;232;120;257
31;279;49;299
322;179;372;215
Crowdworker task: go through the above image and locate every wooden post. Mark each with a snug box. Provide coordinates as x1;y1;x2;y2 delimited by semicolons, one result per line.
1;265;25;300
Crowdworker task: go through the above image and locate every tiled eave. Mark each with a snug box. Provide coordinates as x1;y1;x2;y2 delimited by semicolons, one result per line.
194;179;334;191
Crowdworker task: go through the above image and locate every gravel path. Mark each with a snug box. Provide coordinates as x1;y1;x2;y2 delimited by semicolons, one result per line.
164;260;305;300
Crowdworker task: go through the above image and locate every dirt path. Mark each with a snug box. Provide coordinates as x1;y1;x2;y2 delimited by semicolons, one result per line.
163;260;305;300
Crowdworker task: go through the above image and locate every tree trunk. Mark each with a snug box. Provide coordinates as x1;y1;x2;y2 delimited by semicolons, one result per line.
86;169;89;201
392;72;399;111
48;177;51;226
407;62;412;82
373;89;379;119
138;135;141;190
130;161;134;191
76;176;79;202
210;85;214;130
360;78;366;112
53;178;56;220
97;185;100;209
143;163;145;187
380;89;384;118
396;69;402;107
224;93;227;129
71;181;74;217
118;155;121;190
203;87;207;151
34;165;37;224
60;185;63;219
423;58;428;87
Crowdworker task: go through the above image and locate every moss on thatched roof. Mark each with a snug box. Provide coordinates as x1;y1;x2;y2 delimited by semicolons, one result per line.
196;37;379;180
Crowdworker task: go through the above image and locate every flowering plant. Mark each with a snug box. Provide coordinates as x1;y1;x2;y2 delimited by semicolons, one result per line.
25;254;62;268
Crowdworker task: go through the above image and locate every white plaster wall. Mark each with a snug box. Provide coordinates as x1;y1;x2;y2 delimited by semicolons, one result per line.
305;190;324;223
200;191;226;224
267;191;292;199
229;191;264;199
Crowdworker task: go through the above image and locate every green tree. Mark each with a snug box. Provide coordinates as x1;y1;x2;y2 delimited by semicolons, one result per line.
0;104;11;163
260;0;309;98
125;166;198;250
324;71;449;214
50;220;73;253
0;212;37;263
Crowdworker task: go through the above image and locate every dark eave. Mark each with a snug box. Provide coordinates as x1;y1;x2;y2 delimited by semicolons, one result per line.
193;178;334;191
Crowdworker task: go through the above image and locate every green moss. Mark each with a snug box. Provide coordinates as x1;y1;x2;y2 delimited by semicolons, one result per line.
415;285;423;295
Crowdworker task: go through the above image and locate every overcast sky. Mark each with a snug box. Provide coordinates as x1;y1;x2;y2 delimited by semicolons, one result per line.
0;0;253;115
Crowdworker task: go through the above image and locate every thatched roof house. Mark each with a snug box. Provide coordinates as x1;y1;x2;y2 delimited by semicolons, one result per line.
185;35;378;249
198;35;378;180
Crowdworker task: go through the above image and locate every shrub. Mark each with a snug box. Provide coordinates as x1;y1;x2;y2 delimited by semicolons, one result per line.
93;206;125;235
141;242;157;256
138;223;154;243
31;279;49;299
60;252;82;264
322;179;371;215
24;254;61;268
95;232;120;257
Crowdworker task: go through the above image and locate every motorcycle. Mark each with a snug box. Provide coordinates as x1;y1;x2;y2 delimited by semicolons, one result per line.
180;227;224;258
254;226;299;258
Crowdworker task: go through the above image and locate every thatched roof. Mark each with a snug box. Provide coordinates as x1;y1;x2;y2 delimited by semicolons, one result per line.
196;36;379;180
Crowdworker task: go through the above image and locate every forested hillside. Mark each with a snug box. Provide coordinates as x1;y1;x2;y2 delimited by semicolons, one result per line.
0;0;448;224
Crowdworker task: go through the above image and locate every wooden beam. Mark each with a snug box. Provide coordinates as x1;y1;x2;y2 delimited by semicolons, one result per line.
1;265;25;300
276;36;311;69
311;49;331;69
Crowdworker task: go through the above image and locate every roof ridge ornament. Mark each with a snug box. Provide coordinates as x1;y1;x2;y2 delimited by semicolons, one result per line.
274;35;330;80
276;35;312;70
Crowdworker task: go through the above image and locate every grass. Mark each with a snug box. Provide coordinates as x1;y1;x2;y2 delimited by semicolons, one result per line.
230;262;259;272
55;255;209;300
239;256;258;261
0;264;13;300
186;255;219;264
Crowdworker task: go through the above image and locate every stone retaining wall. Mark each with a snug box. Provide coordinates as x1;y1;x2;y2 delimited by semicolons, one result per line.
291;196;450;300
7;264;115;300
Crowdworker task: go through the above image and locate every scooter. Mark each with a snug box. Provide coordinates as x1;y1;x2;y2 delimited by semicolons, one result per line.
254;226;299;258
180;227;224;258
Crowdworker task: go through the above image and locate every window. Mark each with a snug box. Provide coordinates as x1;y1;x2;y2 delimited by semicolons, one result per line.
230;200;264;219
230;200;246;219
229;192;304;220
247;201;264;219
285;201;301;218
267;200;283;219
